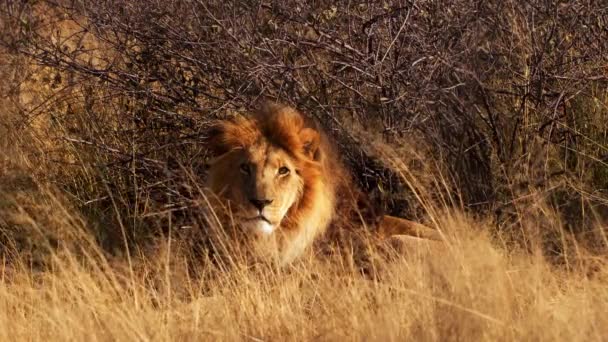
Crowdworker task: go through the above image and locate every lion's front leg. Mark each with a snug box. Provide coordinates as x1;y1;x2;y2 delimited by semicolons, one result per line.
377;215;442;241
374;215;444;255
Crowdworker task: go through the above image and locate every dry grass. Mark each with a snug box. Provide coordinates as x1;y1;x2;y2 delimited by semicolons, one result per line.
0;204;606;341
0;143;606;341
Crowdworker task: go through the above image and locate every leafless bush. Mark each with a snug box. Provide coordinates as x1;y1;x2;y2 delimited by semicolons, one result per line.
2;0;607;249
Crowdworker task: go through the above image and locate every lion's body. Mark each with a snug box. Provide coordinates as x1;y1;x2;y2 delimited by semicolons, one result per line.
205;103;439;265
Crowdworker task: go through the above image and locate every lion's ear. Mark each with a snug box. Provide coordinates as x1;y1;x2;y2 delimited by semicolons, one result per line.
300;128;321;161
205;122;230;156
206;118;259;156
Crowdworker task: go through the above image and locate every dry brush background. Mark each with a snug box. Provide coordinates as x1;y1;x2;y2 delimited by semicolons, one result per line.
0;0;607;340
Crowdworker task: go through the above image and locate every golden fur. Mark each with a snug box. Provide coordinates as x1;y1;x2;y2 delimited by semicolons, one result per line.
205;103;439;265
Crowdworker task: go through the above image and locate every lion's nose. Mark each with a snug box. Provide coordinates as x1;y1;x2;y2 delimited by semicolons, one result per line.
250;198;273;211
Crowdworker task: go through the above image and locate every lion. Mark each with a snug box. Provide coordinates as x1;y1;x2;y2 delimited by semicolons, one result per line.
204;103;440;265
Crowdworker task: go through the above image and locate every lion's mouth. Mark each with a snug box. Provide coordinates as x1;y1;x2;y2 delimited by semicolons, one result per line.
245;215;272;224
243;216;275;235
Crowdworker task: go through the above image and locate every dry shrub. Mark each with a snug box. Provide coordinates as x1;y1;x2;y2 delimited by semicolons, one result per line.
3;0;607;230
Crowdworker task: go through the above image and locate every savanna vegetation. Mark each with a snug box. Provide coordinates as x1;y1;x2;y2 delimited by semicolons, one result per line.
0;0;607;340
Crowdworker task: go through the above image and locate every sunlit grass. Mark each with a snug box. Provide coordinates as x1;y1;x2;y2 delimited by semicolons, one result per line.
0;181;606;341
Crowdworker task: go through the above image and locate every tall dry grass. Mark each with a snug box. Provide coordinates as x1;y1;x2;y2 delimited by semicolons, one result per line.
0;184;607;340
0;132;606;340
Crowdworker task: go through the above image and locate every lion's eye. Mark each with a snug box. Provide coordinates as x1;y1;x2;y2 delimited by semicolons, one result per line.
240;163;251;175
278;166;290;176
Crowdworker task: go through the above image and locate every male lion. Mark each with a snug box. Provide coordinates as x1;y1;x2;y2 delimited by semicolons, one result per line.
205;103;440;265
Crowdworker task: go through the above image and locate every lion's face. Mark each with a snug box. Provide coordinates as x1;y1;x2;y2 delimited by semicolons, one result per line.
205;106;322;238
209;141;304;236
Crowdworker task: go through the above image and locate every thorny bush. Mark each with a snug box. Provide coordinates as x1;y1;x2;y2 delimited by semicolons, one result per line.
1;0;607;257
